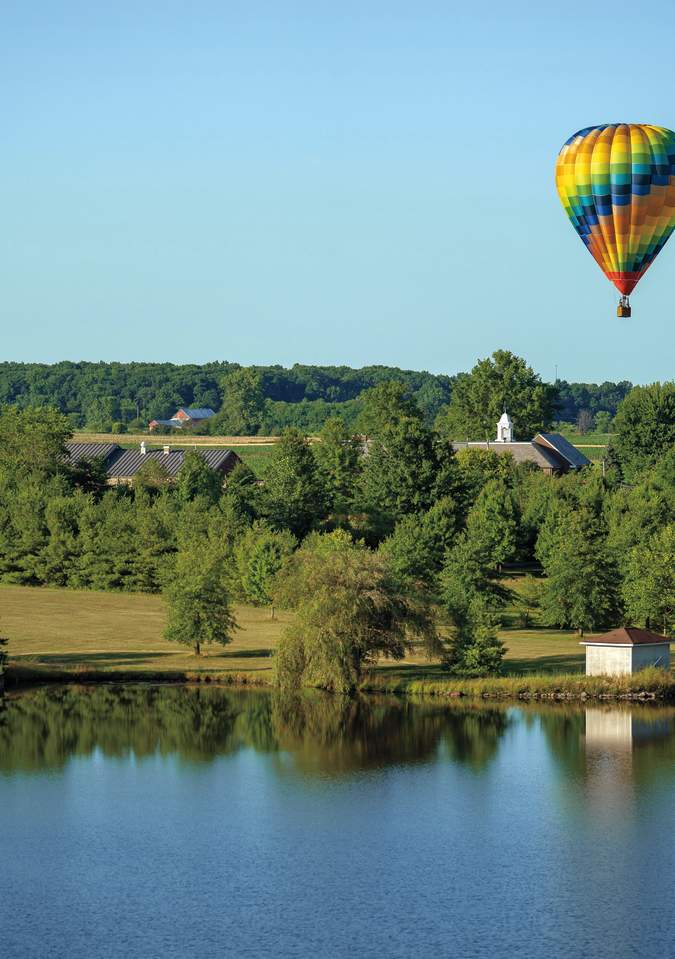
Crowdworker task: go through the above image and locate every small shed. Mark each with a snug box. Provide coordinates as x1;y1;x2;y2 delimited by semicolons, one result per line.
581;627;671;676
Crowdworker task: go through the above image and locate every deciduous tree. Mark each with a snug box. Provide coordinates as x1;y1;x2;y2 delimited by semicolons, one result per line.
164;543;237;656
176;450;222;505
622;525;674;636
539;509;622;635
434;351;556;441
213;368;266;435
235;522;296;606
609;381;675;481
313;416;362;513
259;429;328;537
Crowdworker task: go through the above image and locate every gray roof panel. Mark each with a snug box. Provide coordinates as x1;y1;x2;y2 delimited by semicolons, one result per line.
535;433;591;468
179;408;216;420
65;442;122;464
106;447;239;479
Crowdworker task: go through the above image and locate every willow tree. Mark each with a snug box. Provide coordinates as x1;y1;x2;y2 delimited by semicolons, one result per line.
273;531;440;693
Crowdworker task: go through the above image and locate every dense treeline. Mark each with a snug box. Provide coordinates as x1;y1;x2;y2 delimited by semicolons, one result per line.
555;379;633;425
0;356;631;435
0;373;672;689
0;360;451;432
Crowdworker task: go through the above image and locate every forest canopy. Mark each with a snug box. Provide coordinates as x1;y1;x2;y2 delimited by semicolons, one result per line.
0;358;632;436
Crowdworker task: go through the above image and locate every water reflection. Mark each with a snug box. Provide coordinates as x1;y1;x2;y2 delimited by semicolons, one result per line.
582;707;675;810
0;685;509;776
0;687;673;790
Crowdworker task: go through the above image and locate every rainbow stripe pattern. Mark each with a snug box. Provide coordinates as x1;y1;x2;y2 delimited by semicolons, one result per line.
555;123;675;295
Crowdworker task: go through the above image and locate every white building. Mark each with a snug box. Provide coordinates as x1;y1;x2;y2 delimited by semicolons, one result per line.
581;627;671;676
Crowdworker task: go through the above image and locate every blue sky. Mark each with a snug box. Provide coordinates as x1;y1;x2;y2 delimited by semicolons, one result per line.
2;1;674;382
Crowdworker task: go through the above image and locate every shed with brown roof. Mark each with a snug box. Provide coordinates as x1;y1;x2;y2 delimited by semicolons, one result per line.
581;627;671;676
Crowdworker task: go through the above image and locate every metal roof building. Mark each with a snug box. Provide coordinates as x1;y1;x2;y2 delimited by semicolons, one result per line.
106;446;239;483
65;442;241;486
452;413;590;475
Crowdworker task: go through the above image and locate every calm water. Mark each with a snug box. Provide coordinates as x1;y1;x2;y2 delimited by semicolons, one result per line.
1;687;674;959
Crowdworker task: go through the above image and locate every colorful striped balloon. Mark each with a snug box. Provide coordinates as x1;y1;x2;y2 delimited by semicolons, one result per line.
555;123;675;297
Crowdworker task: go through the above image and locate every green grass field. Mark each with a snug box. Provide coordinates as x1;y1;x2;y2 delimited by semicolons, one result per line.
1;583;591;680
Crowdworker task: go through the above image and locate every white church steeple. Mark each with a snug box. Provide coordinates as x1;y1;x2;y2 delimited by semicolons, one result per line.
496;410;513;443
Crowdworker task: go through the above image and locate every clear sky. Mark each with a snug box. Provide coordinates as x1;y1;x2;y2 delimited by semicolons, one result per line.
3;1;674;383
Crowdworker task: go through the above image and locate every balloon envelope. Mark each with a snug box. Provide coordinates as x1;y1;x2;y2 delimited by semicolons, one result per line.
555;123;675;295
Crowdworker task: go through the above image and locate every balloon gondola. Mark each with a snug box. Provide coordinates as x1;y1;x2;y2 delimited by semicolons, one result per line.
555;123;675;317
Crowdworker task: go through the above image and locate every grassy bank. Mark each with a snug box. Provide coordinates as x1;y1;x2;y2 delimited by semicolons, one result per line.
362;668;675;701
2;584;671;699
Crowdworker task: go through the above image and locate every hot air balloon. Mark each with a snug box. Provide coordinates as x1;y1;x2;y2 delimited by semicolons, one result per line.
555;123;675;317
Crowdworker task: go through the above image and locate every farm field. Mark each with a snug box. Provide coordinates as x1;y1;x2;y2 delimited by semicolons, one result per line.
557;431;611;462
1;584;601;681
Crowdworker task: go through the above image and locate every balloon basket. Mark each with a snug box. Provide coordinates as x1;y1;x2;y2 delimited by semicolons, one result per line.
617;296;631;318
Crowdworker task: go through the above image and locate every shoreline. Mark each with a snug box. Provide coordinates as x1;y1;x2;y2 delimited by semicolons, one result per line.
4;662;674;702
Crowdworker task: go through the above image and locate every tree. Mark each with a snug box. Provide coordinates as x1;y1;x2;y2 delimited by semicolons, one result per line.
132;458;170;493
0;405;72;477
379;496;459;587
439;532;512;633
85;396;121;431
518;575;542;627
40;495;83;586
464;479;518;570
622;525;674;636
379;514;440;586
576;409;594;434
213;368;265;435
453;447;516;516
539;509;622;635
176;450;222;504
234;522;296;605
313;416;362;513
356;380;423;437
609;381;675;481
444;594;505;677
594;411;612;433
273;531;440;693
357;417;457;537
605;457;673;570
435;351;556;441
222;461;261;521
259;429;328;537
164;543;237;656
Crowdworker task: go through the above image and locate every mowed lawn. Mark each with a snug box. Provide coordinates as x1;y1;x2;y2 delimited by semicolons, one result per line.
1;584;590;678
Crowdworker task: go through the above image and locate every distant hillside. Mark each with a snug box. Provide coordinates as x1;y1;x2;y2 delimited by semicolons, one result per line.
0;361;631;435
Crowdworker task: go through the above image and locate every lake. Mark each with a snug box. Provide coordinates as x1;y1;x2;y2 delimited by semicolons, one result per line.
1;686;673;959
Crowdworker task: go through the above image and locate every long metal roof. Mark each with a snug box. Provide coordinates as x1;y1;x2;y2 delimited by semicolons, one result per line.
106;447;239;478
65;442;122;464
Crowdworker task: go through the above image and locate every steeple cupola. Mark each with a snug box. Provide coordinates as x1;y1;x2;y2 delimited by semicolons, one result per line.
496;410;513;443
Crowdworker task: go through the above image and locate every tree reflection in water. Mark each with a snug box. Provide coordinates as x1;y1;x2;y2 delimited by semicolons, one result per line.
0;686;510;776
1;687;673;788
